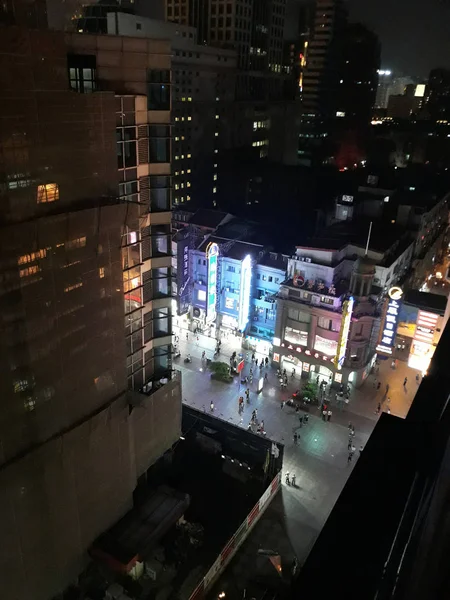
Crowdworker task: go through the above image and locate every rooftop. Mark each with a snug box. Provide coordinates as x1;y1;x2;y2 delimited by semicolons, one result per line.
403;289;448;315
197;236;263;261
188;209;231;230
305;218;413;266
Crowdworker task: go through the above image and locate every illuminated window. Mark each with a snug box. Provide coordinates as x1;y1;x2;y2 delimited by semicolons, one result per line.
175;117;179;121
214;149;218;154
187;182;191;187
187;169;191;173
187;195;191;201
175;136;180;141
175;155;179;160
19;265;40;278
66;236;86;250
187;116;192;121
175;183;179;190
37;183;59;203
175;171;179;176
188;97;192;102
24;398;36;412
18;249;47;265
215;114;219;119
213;174;217;181
213;187;217;193
187;153;191;158
215;132;219;137
64;282;83;292
99;267;105;279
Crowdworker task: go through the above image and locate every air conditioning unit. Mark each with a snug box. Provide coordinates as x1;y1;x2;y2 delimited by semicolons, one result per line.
305;258;312;263
300;257;305;262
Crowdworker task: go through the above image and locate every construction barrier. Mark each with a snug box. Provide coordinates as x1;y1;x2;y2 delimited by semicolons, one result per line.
188;471;282;600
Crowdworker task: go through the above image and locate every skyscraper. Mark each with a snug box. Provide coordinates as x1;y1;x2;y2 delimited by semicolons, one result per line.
425;68;450;121
375;69;392;109
301;0;347;117
336;23;380;124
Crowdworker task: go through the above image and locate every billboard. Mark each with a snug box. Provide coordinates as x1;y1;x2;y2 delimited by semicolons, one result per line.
397;303;419;338
206;242;219;323
177;234;191;315
334;296;354;370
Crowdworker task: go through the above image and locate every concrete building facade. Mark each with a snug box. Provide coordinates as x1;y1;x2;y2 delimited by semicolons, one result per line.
0;21;181;600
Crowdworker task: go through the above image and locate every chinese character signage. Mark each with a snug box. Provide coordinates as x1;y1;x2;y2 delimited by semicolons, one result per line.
334;296;354;370
376;290;402;355
206;242;219;323
177;234;190;315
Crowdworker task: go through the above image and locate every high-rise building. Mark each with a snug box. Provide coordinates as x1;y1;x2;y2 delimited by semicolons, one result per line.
301;0;347;117
106;14;237;209
0;7;182;600
336;23;380;124
375;69;392;109
425;68;450;121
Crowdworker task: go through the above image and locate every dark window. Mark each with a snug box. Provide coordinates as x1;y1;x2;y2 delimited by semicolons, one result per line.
149;125;170;163
136;22;142;30
147;70;170;110
117;127;137;169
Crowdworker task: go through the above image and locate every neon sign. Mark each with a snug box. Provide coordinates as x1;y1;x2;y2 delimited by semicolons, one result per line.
206;242;219;323
376;294;402;355
238;254;252;331
334;296;354;370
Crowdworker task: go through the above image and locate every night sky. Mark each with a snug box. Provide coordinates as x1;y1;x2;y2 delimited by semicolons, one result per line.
348;0;450;78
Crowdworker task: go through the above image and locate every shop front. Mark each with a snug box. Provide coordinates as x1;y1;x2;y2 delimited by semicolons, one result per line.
274;343;345;386
245;335;273;357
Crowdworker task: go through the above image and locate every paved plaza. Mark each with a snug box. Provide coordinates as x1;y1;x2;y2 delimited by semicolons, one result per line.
174;324;420;576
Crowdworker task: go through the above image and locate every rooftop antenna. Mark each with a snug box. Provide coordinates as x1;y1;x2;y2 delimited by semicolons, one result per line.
365;221;373;257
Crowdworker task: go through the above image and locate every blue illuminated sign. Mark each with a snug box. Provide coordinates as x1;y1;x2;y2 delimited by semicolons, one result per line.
206;242;219;323
238;255;252;331
376;290;402;355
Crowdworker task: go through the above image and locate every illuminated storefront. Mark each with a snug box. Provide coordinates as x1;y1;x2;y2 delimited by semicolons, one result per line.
408;310;439;372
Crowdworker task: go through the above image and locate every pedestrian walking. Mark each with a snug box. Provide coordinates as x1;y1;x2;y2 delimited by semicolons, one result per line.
280;401;285;409
196;336;199;346
252;353;255;362
385;383;390;394
348;440;352;451
255;358;258;367
264;372;268;381
291;474;296;486
359;445;364;455
186;332;189;341
322;409;327;421
202;350;206;360
285;472;290;485
265;357;269;367
376;401;381;414
250;367;253;377
299;415;303;427
377;381;381;390
327;410;332;422
260;420;264;432
293;432;298;444
347;452;353;464
403;377;408;386
303;414;309;424
210;401;214;412
291;368;296;378
348;422;353;431
245;388;250;401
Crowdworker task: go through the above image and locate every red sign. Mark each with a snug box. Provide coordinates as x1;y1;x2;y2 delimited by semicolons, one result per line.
237;359;244;373
293;274;305;287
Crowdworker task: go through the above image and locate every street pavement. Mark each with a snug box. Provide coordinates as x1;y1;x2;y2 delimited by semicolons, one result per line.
174;324;421;574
